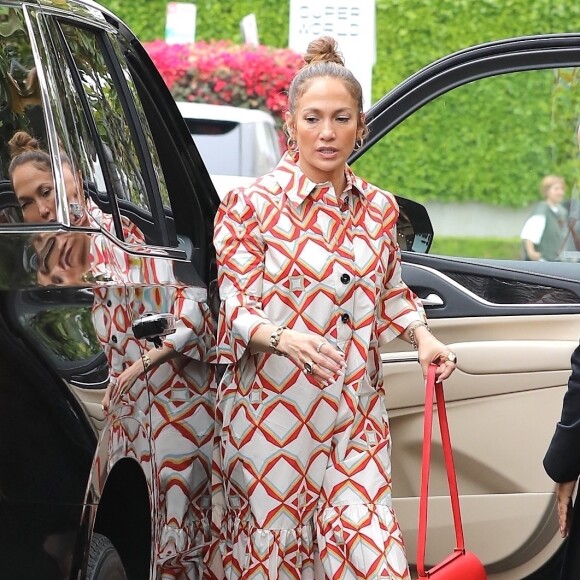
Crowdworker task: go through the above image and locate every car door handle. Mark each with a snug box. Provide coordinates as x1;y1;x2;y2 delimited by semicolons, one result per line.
132;312;176;348
420;293;444;307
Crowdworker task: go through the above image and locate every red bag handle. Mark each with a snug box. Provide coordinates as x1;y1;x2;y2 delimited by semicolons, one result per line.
417;364;465;577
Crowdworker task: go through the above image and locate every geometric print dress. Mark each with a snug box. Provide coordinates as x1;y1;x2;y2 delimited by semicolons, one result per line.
88;209;215;578
212;152;425;579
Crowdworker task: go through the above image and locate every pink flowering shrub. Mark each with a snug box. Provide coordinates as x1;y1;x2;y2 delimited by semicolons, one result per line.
143;40;192;89
144;40;304;133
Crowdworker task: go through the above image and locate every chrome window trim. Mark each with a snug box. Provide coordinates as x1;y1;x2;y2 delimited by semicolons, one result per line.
23;5;71;226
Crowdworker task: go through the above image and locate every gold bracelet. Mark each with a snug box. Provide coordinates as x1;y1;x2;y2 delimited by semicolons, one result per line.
142;354;152;373
269;326;287;356
407;321;430;350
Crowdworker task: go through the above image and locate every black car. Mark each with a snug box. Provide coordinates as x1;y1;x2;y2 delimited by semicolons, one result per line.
0;1;218;578
0;0;577;578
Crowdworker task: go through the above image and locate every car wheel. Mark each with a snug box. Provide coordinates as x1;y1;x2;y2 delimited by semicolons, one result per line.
86;533;127;580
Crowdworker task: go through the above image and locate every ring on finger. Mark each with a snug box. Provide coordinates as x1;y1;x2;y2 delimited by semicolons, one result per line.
304;362;315;375
316;341;325;354
446;352;458;364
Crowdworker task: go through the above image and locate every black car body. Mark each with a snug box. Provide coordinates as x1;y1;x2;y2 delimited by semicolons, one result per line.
0;1;218;578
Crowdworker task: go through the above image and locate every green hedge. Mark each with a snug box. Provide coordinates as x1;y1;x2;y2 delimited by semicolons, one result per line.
99;0;580;208
99;1;288;46
430;237;521;260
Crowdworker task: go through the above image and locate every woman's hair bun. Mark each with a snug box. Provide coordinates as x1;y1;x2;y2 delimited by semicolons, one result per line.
8;131;40;158
303;36;345;66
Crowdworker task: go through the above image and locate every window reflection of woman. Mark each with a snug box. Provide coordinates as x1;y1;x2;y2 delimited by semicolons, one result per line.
31;232;90;286
8;130;89;226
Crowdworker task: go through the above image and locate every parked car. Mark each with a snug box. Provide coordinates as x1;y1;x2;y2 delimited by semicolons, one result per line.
0;0;578;578
176;101;283;177
0;2;219;578
209;173;254;200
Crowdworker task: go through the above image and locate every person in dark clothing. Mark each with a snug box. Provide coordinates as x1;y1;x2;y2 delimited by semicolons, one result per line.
544;342;580;578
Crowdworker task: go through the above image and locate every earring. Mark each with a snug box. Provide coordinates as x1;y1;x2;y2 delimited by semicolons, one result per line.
354;138;364;151
287;137;298;153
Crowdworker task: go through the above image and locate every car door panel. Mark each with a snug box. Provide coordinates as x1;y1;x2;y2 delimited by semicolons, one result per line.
381;303;577;578
395;492;560;579
402;259;580;317
377;258;580;576
383;352;569;577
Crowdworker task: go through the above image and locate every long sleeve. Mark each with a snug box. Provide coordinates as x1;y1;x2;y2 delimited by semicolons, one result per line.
375;199;425;345
213;188;269;364
544;343;580;483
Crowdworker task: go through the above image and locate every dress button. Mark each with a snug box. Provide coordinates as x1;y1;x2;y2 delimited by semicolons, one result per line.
341;313;350;323
340;273;350;284
341;197;349;211
111;335;118;343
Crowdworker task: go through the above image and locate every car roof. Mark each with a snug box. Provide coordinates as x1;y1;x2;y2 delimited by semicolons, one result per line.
176;101;277;126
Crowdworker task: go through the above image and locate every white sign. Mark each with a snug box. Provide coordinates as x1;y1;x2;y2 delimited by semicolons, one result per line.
165;2;197;45
240;13;259;46
288;0;376;109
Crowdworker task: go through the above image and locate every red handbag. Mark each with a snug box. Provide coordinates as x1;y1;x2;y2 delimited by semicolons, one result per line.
417;364;487;579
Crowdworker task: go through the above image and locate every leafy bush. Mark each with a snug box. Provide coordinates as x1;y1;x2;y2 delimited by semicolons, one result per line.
144;40;303;132
99;0;580;208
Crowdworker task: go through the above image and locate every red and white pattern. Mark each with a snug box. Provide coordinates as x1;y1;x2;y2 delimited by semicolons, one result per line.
212;152;424;579
89;209;216;578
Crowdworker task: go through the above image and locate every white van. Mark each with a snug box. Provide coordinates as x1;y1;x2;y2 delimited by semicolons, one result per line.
176;101;283;177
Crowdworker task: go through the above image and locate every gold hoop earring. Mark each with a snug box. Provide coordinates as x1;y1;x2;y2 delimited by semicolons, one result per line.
354;138;364;151
287;137;298;153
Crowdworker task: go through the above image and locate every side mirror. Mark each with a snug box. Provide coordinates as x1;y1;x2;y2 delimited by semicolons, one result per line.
395;195;433;253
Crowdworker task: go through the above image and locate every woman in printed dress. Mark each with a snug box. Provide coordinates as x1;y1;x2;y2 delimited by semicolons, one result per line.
212;36;458;580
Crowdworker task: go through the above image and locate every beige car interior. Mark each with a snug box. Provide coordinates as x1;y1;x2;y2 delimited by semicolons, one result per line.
383;313;577;579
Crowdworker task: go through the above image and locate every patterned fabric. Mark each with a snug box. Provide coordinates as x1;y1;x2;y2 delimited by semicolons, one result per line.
211;152;424;579
89;209;216;578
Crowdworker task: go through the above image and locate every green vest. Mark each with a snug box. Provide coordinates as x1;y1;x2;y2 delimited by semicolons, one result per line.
526;201;568;261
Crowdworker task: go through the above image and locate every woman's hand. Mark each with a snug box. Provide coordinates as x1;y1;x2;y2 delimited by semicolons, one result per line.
413;325;457;381
101;383;112;414
556;480;576;538
110;360;143;401
276;329;347;387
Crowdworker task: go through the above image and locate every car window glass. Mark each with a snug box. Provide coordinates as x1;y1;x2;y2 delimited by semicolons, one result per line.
116;32;217;273
59;24;149;211
27;16;110;233
0;7;50;224
57;22;175;247
106;35;173;213
353;67;580;263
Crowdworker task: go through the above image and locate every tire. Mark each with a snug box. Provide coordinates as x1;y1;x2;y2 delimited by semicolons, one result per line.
86;533;128;580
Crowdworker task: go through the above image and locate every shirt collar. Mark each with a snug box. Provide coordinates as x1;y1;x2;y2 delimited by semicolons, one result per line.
273;152;367;205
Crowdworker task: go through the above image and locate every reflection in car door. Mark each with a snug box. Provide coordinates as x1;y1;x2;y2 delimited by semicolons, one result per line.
351;35;580;580
45;10;220;578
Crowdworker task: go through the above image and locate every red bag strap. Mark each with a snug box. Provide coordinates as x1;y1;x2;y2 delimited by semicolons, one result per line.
417;364;465;577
